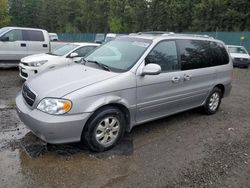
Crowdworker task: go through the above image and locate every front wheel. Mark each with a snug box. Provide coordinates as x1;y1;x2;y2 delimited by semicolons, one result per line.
82;107;126;152
202;87;222;115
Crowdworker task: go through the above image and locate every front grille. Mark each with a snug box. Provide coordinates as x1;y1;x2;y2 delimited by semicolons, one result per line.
22;84;36;106
234;58;249;62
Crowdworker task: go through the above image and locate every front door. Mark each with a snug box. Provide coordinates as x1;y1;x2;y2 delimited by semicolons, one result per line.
136;40;184;123
0;29;27;60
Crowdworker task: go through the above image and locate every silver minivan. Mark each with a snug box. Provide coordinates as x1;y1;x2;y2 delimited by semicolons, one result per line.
16;34;233;151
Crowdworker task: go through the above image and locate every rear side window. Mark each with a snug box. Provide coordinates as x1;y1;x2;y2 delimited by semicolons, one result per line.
210;42;229;66
177;39;229;70
177;39;211;70
3;29;23;41
145;40;178;72
23;30;45;41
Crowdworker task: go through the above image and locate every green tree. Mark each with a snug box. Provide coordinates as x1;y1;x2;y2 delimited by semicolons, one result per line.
6;0;250;33
0;0;10;27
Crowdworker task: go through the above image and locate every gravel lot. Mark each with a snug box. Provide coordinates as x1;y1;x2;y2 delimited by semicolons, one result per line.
0;68;250;188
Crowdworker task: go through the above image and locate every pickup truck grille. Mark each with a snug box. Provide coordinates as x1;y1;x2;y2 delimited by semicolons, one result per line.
22;84;36;106
234;58;250;62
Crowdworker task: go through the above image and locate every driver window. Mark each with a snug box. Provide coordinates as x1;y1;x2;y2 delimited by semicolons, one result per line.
145;41;178;72
74;46;96;57
3;29;23;41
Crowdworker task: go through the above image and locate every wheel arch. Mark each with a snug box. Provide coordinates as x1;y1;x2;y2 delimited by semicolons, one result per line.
214;84;225;97
83;98;132;134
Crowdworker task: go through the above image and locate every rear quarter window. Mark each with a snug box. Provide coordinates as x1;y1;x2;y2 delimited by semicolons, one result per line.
23;30;45;41
210;42;229;66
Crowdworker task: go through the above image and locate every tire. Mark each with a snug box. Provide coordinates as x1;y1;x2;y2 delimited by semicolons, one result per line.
202;87;222;115
82;106;126;152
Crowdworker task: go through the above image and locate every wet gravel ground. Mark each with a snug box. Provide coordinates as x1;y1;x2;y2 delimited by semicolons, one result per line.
0;68;250;188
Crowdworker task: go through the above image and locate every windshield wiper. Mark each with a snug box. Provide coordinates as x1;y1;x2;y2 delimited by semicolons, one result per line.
87;60;111;72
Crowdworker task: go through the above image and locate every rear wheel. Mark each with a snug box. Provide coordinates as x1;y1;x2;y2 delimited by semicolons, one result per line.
82;106;126;152
202;87;222;115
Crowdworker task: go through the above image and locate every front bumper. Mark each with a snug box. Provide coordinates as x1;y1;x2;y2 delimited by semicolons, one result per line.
19;63;39;80
16;93;91;144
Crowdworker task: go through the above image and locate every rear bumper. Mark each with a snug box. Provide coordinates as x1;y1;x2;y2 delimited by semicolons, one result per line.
16;92;91;144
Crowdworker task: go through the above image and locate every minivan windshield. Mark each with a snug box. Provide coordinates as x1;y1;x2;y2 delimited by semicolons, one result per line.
49;44;79;56
86;38;152;72
228;46;248;54
0;27;10;36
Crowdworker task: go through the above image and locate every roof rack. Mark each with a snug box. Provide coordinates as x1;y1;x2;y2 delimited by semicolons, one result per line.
173;33;214;39
129;32;214;39
131;31;175;36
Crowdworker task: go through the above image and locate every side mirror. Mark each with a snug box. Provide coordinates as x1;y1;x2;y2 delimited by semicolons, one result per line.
0;36;9;42
141;63;161;76
69;52;79;58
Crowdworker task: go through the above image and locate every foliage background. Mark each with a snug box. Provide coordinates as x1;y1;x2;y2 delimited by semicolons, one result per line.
0;0;249;33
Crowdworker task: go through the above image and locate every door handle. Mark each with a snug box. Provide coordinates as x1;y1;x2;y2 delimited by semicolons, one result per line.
184;74;192;81
172;76;181;83
20;43;26;47
43;44;48;48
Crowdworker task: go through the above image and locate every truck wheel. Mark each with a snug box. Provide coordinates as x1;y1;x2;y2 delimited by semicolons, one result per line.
82;106;126;152
203;87;222;115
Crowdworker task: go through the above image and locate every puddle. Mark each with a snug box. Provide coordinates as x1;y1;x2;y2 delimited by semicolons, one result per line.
1;109;134;159
20;133;134;158
0;118;29;151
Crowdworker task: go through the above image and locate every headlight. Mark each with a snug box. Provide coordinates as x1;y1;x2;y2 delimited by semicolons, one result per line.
30;60;48;67
37;98;72;115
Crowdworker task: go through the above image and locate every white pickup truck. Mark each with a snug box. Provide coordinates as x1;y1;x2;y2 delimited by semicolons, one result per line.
0;27;69;66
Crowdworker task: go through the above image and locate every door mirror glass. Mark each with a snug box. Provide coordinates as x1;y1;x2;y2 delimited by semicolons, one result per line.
0;36;9;41
69;52;79;58
141;63;161;76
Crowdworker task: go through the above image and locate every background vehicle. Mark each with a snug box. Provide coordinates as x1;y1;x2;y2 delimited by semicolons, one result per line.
49;33;59;41
94;33;105;44
19;42;99;79
0;27;70;66
227;45;250;68
104;33;126;43
16;34;232;152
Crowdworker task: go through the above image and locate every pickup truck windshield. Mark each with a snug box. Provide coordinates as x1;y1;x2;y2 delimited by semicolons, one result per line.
50;44;79;56
228;47;248;54
86;38;152;72
0;27;10;36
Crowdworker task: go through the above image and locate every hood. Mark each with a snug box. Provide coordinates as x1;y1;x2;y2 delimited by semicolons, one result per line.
230;53;250;59
26;64;119;99
21;53;63;63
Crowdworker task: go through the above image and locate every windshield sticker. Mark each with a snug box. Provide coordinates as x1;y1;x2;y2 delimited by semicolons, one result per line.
132;41;150;48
